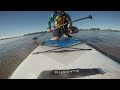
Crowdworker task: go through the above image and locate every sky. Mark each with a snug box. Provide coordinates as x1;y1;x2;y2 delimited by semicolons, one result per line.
0;11;120;39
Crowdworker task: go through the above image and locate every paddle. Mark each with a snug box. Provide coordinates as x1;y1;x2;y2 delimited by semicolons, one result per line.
33;15;93;40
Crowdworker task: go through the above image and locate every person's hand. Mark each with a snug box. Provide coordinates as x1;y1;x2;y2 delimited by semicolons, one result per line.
68;26;72;34
69;28;73;34
47;28;51;33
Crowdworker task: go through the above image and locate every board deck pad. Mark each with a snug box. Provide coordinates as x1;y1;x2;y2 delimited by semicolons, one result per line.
38;68;104;79
44;37;80;47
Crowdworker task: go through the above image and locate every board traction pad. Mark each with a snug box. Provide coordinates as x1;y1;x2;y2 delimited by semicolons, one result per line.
44;38;80;48
38;68;105;79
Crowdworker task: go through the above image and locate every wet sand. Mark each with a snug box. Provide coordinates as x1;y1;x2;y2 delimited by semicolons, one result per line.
0;30;120;79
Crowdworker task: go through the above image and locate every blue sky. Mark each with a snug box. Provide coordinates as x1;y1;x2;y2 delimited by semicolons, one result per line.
0;11;120;39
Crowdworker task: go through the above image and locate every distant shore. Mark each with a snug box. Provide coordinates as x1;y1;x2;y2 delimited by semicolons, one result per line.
79;29;120;32
0;36;22;41
0;31;47;41
24;31;47;36
0;29;120;41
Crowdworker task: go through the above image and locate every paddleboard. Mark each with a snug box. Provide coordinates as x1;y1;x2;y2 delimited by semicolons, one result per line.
10;37;120;79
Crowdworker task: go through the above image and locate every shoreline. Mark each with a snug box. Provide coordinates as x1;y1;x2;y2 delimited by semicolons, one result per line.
0;31;47;41
0;36;23;41
79;29;120;32
0;29;120;41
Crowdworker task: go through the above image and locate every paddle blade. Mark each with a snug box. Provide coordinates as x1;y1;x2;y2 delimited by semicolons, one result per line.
89;15;92;19
32;37;38;40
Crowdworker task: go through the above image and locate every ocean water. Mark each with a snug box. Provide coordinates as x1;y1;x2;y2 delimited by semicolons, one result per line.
0;30;120;78
73;30;120;63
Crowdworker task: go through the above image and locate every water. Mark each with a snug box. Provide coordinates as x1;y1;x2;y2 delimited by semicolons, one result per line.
0;30;120;79
73;30;120;63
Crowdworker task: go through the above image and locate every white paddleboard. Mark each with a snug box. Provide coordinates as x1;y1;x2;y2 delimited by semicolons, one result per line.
10;38;120;79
